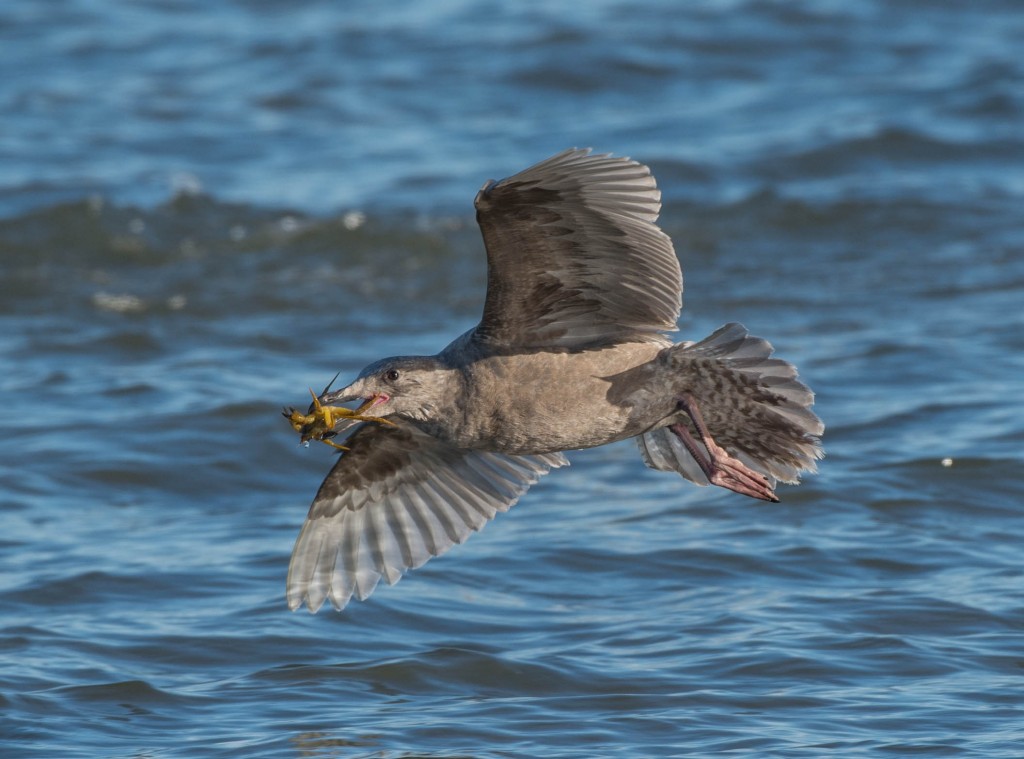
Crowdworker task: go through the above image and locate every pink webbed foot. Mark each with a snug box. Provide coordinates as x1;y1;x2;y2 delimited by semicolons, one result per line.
669;394;779;503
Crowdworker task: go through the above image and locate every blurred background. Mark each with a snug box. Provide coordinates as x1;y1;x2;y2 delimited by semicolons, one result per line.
2;1;1023;756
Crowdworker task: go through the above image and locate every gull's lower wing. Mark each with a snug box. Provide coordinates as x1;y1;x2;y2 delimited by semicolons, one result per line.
287;423;568;612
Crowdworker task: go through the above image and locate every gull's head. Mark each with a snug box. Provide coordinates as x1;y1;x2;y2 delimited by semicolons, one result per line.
319;356;449;422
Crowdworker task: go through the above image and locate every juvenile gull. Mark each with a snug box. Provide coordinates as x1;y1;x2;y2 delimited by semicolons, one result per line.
287;148;823;612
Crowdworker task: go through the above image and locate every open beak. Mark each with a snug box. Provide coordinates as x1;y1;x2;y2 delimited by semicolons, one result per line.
316;387;360;408
354;393;390;414
314;381;389;414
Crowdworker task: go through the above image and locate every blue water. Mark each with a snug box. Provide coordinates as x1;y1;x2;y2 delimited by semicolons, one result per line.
3;1;1024;756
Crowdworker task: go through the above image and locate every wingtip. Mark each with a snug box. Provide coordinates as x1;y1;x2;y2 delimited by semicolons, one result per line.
474;178;499;208
287;589;316;613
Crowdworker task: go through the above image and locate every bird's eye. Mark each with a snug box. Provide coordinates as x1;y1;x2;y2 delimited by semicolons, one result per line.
383;369;400;382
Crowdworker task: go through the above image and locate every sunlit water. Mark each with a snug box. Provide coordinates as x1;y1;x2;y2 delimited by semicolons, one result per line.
2;1;1024;756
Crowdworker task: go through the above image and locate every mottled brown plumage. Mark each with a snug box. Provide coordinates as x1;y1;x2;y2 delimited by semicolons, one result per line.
286;148;823;612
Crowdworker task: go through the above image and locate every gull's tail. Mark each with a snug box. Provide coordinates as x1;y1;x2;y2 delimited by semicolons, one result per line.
636;323;823;489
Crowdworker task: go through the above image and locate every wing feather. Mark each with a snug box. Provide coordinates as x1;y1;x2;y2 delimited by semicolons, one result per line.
471;148;682;350
287;423;568;612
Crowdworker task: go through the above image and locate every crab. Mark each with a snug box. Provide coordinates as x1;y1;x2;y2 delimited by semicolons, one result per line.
283;385;395;451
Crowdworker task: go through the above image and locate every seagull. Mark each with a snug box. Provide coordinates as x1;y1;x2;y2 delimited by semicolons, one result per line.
286;148;823;612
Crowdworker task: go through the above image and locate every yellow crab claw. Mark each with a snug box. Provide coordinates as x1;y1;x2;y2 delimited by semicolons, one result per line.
284;387;396;450
307;387;334;428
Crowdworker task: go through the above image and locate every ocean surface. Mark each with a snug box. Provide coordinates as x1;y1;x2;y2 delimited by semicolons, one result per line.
3;0;1024;756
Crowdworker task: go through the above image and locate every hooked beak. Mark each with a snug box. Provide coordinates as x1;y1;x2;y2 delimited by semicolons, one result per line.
317;386;360;407
314;381;389;414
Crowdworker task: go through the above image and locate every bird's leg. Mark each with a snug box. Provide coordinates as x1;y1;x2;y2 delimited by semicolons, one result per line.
670;393;779;502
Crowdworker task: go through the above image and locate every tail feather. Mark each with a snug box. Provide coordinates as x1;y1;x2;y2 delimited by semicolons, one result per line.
636;323;823;487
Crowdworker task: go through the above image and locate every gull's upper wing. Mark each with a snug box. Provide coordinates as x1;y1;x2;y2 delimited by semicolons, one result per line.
470;148;682;350
287;423;568;612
